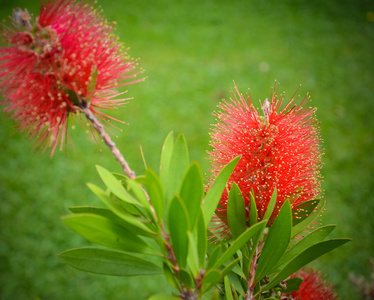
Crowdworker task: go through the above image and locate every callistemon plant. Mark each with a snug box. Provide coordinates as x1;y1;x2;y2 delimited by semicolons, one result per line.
208;84;322;237
0;0;142;171
0;1;350;299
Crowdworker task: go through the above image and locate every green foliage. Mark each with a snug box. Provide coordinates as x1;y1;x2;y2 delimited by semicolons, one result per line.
264;238;351;291
227;183;247;239
254;200;292;284
57;133;350;299
180;162;204;229
62;213;157;254
58;248;161;276
168;195;190;268
283;277;303;294
203;156;241;225
1;1;369;299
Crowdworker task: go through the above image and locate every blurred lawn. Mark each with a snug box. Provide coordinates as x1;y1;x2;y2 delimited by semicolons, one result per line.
1;0;373;299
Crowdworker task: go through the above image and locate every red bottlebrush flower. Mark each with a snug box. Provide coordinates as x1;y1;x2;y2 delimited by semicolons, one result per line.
0;0;143;155
208;83;322;236
284;267;339;300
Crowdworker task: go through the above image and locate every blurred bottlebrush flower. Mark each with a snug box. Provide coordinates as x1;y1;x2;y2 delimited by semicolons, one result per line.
0;0;142;155
283;267;339;300
208;83;322;236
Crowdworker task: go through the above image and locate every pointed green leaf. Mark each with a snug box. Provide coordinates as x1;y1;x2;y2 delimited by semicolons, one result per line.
221;257;242;278
196;207;207;269
248;190;262;265
227;183;247;239
249;189;257;226
167;134;190;199
163;262;179;290
292;200;325;238
264;238;351;290
187;231;199;276
262;188;277;222
207;245;222;270
168;195;189;268
87;183;155;236
215;220;267;268
159;131;174;189
62;213;158;255
179;268;193;289
284;277;303;293
292;199;320;226
203;156;241;225
272;225;336;272
180;162;204;229
227;272;246;295
146;168;165;222
255;200;292;283
202;269;222;286
126;178;152;214
224;276;235;300
67;206;154;238
58;247;161;276
96;165;141;207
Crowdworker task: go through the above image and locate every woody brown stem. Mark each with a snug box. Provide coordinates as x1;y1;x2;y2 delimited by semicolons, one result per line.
246;241;264;300
78;101;135;179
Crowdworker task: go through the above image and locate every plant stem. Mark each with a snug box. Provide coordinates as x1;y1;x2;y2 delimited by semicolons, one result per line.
246;242;263;300
80;99;199;299
78;100;135;179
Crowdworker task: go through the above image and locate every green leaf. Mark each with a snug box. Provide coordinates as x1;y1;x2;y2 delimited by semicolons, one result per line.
67;206;154;238
58;247;161;276
248;190;262;265
202;269;222;286
203;156;241;225
180;162;204;229
62;213;157;255
292;199;320;226
167;134;190;199
221;257;242;279
163;262;179;290
262;188;277;222
291;200;325;238
207;245;222;271
255;200;292;283
264;238;351;290
179;268;193;289
159;131;174;190
284;277;303;293
87;183;155;236
125;178;152;215
96;165;141;207
66;89;79;105
146;168;165;222
227;183;247;239
196;207;207;269
187;231;200;276
208;289;220;300
272;225;336;272
168;195;189;268
224;276;235;300
249;189;257;226
227;272;246;295
215;220;267;268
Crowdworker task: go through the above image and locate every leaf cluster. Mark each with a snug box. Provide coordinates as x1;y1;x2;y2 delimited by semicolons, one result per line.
58;133;350;299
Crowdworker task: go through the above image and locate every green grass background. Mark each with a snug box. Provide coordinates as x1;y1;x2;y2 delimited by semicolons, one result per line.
0;0;373;299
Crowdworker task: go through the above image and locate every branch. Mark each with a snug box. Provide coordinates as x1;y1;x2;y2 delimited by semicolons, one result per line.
78;100;135;179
